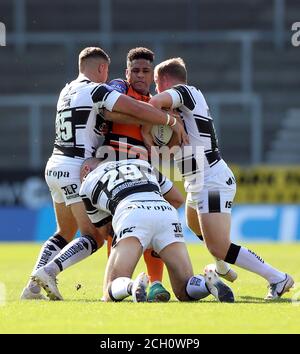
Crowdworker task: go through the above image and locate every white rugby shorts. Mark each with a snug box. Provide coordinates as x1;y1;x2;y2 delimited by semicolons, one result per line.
187;165;236;214
45;155;83;206
112;198;185;253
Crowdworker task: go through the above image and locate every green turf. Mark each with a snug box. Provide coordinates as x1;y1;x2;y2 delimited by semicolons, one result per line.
0;243;299;334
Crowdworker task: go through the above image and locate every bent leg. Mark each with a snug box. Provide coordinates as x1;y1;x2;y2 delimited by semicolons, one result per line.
103;236;143;301
71;201;106;248
159;242;210;301
142;185;184;284
158;242;197;301
54;201;78;241
186;204;203;239
198;212;232;259
31;201;78;273
199;212;286;285
34;201;78;270
187;205;234;279
33;201;111;281
41;202;108;275
21;201;77;299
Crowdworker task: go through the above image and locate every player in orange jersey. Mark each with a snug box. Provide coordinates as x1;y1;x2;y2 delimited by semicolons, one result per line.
103;47;185;302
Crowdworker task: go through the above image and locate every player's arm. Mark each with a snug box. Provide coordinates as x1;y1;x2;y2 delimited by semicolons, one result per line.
113;96;190;145
103;109;142;125
106;80;139;122
143;91;185;147
92;83;173;126
148;91;175;111
104;78;147;125
81;194;112;236
91;84;188;145
113;95;174;126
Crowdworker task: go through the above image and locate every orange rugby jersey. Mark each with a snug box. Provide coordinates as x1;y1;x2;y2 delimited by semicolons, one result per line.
106;79;150;160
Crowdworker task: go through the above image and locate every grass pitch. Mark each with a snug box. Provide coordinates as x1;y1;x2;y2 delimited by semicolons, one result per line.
0;242;299;334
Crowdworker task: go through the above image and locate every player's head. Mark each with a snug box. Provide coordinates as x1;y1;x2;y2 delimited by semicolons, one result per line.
80;157;101;182
78;47;110;83
154;57;187;93
126;47;155;95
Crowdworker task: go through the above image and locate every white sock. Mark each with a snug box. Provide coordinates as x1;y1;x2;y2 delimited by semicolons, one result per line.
108;277;133;301
235;247;286;284
45;235;98;276
186;275;210;300
214;258;231;275
28;234;68;292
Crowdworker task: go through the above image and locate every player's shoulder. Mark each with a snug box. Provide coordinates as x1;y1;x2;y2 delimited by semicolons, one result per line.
172;83;196;94
69;76;94;90
108;78;129;94
90;82;119;104
171;84;201;110
65;79;102;99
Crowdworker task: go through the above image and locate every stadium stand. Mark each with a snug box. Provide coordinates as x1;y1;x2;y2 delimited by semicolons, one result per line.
0;0;299;203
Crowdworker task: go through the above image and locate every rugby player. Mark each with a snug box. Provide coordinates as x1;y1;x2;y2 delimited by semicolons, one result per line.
21;47;187;300
32;157;235;303
145;57;294;300
103;47;184;302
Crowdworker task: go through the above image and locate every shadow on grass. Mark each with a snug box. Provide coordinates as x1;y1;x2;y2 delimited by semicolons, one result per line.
61;296;293;304
237;296;292;304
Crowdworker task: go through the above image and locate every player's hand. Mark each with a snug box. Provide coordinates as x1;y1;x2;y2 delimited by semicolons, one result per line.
141;124;154;151
141;124;161;162
171;118;189;146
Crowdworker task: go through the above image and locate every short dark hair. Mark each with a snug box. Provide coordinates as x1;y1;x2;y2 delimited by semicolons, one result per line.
154;57;187;83
127;47;154;66
79;47;110;69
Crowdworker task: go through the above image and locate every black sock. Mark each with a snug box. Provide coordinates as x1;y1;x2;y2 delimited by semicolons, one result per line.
224;243;241;264
34;234;68;270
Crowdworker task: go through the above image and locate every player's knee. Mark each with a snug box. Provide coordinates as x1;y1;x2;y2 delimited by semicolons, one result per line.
91;233;105;249
56;228;76;242
80;226;106;248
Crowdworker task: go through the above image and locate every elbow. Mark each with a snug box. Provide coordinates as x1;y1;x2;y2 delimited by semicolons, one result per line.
149;97;162;109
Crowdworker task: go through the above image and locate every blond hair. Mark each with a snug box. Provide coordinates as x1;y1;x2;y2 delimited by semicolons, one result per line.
155;57;187;82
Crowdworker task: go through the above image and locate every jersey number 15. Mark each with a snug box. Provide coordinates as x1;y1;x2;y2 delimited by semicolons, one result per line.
55;111;73;141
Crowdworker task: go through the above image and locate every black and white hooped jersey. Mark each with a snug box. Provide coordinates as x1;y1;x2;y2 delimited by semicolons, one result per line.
165;84;227;185
53;74;121;159
79;159;162;227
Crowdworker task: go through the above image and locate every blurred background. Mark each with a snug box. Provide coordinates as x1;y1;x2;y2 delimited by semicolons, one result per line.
0;0;299;242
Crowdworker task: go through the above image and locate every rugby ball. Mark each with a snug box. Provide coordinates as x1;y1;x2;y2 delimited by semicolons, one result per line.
151;125;173;146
